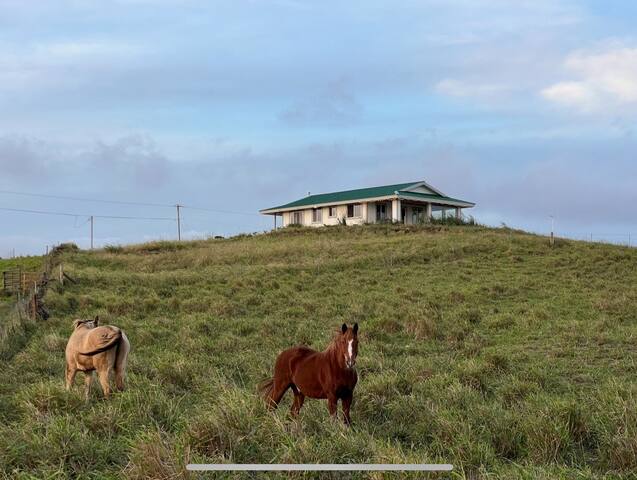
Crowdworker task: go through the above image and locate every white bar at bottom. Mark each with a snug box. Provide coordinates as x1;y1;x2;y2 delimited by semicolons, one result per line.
187;464;453;471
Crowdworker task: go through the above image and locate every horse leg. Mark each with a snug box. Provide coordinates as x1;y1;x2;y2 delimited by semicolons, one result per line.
327;394;338;419
290;385;305;417
97;367;112;398
65;364;77;390
83;372;93;401
342;394;353;426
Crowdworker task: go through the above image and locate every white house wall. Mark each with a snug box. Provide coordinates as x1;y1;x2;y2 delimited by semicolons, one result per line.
282;203;373;227
280;199;460;227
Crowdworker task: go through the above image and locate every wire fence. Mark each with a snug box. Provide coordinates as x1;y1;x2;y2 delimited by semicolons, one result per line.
558;232;635;247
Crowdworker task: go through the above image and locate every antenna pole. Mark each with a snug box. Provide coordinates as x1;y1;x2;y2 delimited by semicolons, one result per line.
176;204;182;241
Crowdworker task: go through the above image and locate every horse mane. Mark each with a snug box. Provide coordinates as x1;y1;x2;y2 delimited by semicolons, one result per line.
324;329;345;354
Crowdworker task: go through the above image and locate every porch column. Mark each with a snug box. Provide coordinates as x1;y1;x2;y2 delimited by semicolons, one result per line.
391;198;402;223
455;207;462;220
426;203;432;222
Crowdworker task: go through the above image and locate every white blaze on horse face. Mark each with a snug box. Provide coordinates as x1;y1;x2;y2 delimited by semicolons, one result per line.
345;339;354;368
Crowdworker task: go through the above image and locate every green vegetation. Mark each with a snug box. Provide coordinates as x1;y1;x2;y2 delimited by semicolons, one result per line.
1;224;636;478
0;256;45;273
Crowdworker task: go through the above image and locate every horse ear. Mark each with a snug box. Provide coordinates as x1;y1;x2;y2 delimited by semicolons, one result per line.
73;319;83;330
94;315;100;326
341;323;348;334
353;323;358;335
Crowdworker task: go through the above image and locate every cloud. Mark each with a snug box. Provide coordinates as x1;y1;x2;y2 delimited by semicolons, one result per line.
0;136;52;179
85;135;170;188
540;81;599;111
541;44;637;112
279;80;363;127
0;134;170;190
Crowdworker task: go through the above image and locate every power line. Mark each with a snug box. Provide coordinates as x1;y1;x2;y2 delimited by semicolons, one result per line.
0;189;260;216
0;206;174;221
0;189;174;208
181;205;261;217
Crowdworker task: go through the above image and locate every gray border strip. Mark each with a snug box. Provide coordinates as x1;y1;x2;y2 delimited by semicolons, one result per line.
187;464;453;471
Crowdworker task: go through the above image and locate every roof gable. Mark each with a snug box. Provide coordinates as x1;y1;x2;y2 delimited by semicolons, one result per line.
400;181;444;196
402;184;435;195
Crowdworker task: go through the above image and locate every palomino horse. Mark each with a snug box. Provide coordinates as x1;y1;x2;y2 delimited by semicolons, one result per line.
259;323;359;425
65;316;130;399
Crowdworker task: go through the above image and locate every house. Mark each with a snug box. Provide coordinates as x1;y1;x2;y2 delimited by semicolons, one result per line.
260;180;475;227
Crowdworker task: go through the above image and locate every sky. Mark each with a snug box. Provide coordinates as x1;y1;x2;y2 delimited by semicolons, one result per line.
1;0;637;255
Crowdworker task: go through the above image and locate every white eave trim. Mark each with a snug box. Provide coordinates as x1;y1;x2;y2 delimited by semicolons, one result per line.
398;193;475;208
260;195;399;214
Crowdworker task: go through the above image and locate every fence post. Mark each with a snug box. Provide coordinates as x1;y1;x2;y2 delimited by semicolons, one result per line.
59;264;64;286
31;291;36;320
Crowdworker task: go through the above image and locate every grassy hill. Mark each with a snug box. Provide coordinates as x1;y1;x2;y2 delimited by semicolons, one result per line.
1;224;636;479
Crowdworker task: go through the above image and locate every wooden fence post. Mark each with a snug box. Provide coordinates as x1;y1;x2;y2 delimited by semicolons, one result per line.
31;291;37;320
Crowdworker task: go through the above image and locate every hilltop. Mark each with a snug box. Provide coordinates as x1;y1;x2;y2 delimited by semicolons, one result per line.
1;224;636;478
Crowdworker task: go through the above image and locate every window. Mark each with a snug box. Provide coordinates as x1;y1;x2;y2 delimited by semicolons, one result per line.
347;204;362;218
291;211;304;225
376;204;387;221
312;208;323;223
328;206;337;217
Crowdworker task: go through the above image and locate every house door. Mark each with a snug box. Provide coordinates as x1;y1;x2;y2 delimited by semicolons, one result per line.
412;207;424;224
376;204;387;221
401;207;406;224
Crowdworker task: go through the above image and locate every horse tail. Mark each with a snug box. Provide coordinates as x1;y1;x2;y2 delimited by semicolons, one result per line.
257;378;274;402
80;331;122;356
114;331;130;373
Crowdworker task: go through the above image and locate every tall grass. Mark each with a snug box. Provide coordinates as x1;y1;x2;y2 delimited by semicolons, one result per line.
1;225;636;478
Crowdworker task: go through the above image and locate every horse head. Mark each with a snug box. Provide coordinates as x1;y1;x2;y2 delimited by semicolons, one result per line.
337;323;359;369
73;316;100;330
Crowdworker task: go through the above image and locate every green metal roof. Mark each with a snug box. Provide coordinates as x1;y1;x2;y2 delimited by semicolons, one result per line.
261;182;418;212
261;181;474;213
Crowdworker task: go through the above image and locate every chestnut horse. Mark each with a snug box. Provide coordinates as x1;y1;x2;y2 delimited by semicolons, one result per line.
259;323;359;425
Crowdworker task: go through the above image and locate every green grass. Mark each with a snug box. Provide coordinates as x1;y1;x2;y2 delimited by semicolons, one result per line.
1;224;637;479
0;256;44;273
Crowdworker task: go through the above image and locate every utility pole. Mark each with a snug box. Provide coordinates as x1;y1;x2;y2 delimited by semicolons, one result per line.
549;215;555;247
176;204;182;241
90;215;94;249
